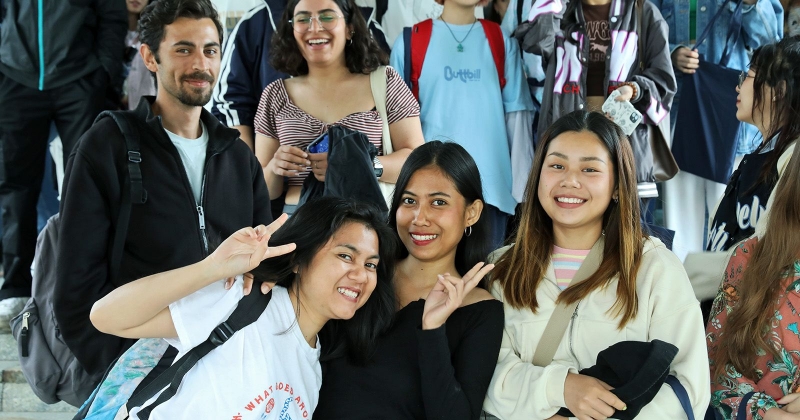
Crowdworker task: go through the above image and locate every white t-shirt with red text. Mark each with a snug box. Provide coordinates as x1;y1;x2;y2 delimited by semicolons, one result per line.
128;283;322;420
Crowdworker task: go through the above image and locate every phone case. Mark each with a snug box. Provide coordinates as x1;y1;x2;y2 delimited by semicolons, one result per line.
306;133;329;154
602;90;643;136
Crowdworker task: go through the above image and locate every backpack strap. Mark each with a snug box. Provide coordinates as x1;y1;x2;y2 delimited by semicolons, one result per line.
479;19;507;90
409;19;434;101
664;375;695;420
94;111;148;284
517;0;525;26
375;0;388;25
402;26;412;89
124;290;273;419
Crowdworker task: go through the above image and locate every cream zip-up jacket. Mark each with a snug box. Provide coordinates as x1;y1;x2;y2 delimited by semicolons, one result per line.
482;238;710;419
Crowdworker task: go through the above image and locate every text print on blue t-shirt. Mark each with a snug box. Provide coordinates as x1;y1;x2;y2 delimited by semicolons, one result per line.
444;66;481;83
707;195;766;252
230;381;311;420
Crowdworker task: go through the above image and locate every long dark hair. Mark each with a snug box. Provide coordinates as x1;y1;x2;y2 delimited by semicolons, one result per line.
713;144;800;380
747;37;800;185
250;197;398;364
491;110;645;328
388;141;491;276
270;0;387;76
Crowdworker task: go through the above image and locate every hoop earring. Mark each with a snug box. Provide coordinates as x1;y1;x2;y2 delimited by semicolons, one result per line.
347;38;353;46
464;225;472;237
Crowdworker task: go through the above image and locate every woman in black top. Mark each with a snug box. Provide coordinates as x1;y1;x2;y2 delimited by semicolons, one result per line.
707;38;800;252
314;141;504;420
690;37;800;319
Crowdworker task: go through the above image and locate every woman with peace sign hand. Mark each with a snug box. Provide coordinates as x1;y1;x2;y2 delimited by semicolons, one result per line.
89;198;399;419
313;141;504;420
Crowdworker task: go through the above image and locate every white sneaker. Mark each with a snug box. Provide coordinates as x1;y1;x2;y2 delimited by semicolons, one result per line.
0;297;29;332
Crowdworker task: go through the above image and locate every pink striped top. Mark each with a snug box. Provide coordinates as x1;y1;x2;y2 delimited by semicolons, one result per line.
552;246;591;291
253;66;420;186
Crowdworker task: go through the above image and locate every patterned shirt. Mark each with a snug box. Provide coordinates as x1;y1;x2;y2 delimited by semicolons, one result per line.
552;246;591;290
253;66;420;186
707;237;800;420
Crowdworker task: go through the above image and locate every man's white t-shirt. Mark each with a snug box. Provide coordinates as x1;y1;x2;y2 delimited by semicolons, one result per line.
128;283;322;420
165;122;209;204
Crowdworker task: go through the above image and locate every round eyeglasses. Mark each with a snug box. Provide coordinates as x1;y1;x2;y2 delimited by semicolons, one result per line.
289;12;342;33
738;72;754;88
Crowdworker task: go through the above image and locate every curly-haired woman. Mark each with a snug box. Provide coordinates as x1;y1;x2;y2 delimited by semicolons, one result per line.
253;0;424;212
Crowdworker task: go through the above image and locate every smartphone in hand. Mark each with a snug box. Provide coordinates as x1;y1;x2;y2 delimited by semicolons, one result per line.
306;133;329;154
602;90;642;136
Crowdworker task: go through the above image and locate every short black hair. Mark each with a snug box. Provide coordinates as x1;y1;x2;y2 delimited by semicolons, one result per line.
251;197;398;365
270;0;388;76
138;0;223;61
388;141;492;276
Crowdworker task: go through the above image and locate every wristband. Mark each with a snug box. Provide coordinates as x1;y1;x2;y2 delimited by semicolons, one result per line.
620;82;638;101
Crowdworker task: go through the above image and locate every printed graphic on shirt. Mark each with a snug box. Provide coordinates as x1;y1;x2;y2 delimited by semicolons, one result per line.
554;33;583;94
444;67;482;83
231;381;312;420
529;0;564;22
608;30;638;82
585;16;610;64
706;195;766;252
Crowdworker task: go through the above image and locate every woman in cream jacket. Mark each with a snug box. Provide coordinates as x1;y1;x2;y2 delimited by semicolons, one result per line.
482;110;710;420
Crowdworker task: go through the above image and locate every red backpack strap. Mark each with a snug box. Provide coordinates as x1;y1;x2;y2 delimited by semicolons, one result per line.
410;19;433;101
479;19;506;91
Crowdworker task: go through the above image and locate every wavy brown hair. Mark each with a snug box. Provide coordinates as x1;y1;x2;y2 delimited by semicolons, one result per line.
491;111;645;328
713;144;800;380
270;0;387;76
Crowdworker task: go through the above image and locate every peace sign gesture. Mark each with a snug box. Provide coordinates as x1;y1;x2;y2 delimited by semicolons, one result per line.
422;262;495;330
207;214;296;282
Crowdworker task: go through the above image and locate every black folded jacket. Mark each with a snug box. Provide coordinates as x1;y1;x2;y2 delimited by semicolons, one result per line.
297;125;388;213
556;340;679;419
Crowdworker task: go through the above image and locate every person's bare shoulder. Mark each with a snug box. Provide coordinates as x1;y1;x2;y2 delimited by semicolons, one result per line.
461;287;496;307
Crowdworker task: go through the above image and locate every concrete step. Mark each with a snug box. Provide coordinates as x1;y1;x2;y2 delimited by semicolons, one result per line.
0;414;76;419
0;334;18;363
1;384;77;414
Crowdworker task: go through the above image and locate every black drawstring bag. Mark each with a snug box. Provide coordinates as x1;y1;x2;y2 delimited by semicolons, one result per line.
297;125;388;214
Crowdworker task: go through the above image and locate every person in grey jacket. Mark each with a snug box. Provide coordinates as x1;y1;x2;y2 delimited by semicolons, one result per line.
0;0;127;325
515;0;676;203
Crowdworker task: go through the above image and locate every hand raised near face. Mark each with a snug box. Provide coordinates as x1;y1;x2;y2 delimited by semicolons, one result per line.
208;214;296;282
421;262;494;330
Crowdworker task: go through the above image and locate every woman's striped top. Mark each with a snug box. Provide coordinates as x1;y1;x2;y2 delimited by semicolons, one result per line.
552;246;591;290
253;66;420;186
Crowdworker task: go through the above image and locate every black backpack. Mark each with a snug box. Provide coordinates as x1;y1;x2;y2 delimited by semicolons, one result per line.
9;110;147;406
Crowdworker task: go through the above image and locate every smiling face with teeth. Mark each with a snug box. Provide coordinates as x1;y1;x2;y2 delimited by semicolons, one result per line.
395;166;482;267
537;130;617;248
293;221;380;327
292;0;351;68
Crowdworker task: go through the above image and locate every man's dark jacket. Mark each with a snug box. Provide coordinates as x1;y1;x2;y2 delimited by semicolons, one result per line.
54;97;273;375
0;0;126;90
